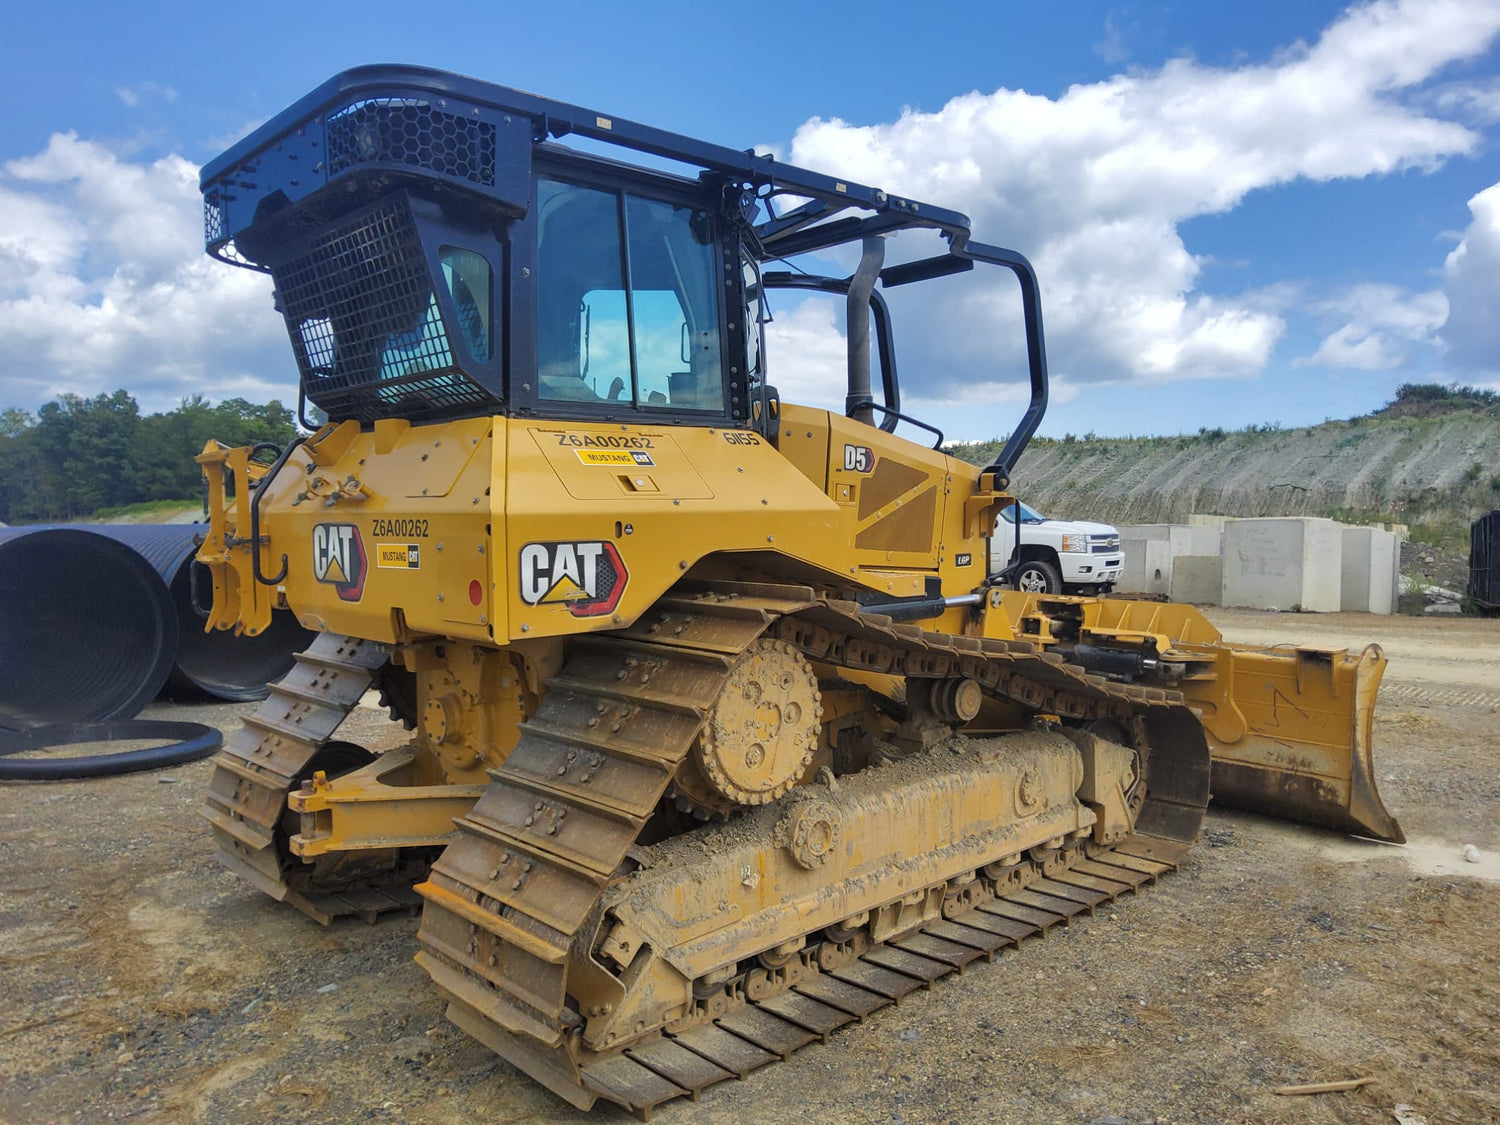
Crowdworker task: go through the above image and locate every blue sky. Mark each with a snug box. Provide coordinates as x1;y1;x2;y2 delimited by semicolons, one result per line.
1;0;1497;443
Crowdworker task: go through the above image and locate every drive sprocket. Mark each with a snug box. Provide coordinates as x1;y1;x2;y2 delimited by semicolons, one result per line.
691;637;822;807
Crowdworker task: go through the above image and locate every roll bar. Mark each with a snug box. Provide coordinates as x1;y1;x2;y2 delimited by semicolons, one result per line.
203;65;1048;477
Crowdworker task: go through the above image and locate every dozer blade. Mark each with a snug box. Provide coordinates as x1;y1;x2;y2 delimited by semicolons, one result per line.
1179;641;1403;843
997;594;1402;843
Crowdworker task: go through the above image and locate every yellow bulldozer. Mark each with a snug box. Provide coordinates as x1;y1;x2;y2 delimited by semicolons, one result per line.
194;66;1401;1116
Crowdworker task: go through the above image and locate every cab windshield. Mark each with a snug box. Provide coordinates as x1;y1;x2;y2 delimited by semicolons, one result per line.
998;502;1047;524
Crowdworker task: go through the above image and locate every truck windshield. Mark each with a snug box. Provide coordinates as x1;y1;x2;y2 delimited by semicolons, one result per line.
998;502;1046;524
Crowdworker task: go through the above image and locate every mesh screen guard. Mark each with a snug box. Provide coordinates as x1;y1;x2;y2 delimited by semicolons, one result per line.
271;191;502;424
327;98;497;186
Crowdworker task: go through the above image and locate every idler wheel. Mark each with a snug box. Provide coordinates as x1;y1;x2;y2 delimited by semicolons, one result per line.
692;639;822;806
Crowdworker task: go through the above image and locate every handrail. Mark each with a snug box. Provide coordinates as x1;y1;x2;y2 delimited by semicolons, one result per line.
862;402;943;449
250;436;306;586
761;273;901;433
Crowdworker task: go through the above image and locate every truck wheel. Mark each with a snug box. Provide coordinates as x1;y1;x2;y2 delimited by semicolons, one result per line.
1014;559;1063;595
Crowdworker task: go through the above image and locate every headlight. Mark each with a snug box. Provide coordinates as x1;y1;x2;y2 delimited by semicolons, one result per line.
1060;534;1088;553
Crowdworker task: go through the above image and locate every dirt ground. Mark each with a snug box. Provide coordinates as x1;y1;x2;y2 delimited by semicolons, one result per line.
2;609;1497;1125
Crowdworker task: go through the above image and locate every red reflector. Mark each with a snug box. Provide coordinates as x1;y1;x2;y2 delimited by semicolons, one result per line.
468;580;483;605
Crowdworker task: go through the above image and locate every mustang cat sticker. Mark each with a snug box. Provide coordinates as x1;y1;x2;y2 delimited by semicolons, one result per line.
312;523;367;601
377;543;421;569
576;449;655;467
519;541;628;617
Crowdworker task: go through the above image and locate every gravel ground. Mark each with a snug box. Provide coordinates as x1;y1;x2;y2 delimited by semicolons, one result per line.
2;609;1496;1125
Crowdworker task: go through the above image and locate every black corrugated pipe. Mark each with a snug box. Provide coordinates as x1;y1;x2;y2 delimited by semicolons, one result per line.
845;235;886;426
0;525;315;727
77;525;316;701
0;527;179;728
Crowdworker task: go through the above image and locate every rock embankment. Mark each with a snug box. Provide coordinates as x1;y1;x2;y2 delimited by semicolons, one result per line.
952;412;1500;542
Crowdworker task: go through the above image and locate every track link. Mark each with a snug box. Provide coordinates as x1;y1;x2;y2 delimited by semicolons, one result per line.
201;632;422;923
577;837;1184;1119
414;583;1211;1115
414;589;808;1048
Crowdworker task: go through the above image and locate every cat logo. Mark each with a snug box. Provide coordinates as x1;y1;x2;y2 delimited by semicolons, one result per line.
312;523;367;601
518;541;627;618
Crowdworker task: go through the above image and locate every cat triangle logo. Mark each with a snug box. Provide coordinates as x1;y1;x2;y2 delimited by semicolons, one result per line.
541;574;589;604
312;523;367;601
519;540;628;618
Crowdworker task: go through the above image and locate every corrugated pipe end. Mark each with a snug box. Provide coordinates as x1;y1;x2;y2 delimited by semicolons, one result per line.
0;529;179;727
166;562;315;701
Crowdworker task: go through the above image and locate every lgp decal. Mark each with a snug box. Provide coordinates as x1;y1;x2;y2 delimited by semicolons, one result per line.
843;444;875;473
519;541;628;618
955;553;973;567
313;523;367;601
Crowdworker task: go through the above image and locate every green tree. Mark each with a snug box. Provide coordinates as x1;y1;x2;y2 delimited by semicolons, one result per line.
0;391;298;524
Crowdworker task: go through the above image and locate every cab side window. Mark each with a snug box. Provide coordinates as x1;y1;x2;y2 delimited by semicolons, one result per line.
535;177;724;413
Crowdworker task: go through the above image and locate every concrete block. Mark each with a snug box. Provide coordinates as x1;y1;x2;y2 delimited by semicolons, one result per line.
1174;524;1222;556
1340;527;1398;614
1170;555;1223;605
1120;537;1173;596
1117;524;1172;540
1221;518;1343;612
1118;523;1222;558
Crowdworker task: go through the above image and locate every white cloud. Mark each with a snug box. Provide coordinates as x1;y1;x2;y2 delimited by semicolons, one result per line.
764;296;850;411
0;133;287;413
1430;79;1500;123
1;0;1496;425
116;82;178;108
1439;181;1500;375
784;0;1500;400
1295;283;1448;370
1093;16;1132;66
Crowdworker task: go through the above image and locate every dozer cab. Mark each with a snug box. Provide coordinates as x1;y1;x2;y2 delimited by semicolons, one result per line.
194;66;1401;1116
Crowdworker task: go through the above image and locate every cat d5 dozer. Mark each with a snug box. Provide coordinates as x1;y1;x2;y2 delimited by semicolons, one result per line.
194;66;1401;1117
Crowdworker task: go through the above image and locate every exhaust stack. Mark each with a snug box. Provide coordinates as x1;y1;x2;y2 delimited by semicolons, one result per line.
845;235;886;425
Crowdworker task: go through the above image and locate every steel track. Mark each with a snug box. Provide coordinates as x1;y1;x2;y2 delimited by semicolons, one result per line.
564;833;1186;1119
414;582;1210;1115
200;632;425;923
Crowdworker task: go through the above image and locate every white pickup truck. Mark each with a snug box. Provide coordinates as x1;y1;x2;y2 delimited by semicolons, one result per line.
992;501;1124;595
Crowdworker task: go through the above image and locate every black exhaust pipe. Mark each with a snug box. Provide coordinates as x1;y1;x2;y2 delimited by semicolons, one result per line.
845;235;886;426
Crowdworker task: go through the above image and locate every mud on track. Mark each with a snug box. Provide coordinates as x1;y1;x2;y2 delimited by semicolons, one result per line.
2;608;1497;1125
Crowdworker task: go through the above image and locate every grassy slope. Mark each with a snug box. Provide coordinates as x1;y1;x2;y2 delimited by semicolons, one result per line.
85;498;202;524
948;399;1500;551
